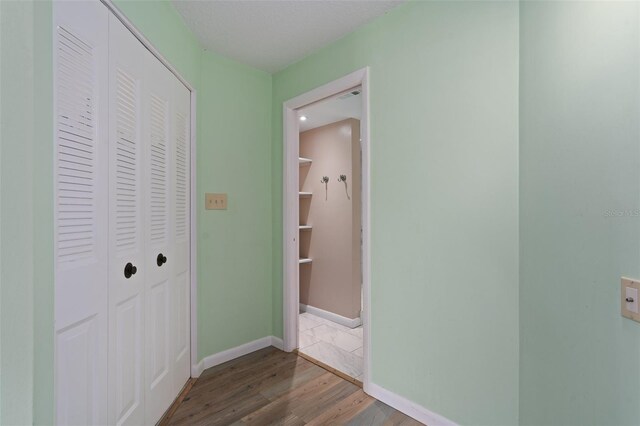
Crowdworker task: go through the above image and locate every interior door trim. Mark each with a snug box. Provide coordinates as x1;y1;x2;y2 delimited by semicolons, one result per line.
281;67;371;391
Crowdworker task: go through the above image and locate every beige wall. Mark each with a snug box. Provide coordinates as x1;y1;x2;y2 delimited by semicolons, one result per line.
299;119;361;320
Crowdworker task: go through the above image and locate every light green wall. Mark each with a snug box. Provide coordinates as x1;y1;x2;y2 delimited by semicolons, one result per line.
1;1;53;424
272;2;520;424
519;2;640;425
196;51;273;357
4;1;640;424
1;1;36;424
32;1;54;423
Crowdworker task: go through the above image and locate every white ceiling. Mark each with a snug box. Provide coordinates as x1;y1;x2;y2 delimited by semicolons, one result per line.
298;88;361;132
171;0;404;73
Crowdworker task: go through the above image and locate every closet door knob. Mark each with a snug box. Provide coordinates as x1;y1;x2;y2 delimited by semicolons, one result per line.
124;262;137;279
157;253;167;267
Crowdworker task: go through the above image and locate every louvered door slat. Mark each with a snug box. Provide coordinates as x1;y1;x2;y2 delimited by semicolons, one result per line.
56;25;96;263
175;112;188;241
149;95;168;244
115;69;139;253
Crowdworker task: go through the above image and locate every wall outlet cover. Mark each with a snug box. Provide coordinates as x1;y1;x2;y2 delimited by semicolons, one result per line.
205;193;227;210
621;277;640;323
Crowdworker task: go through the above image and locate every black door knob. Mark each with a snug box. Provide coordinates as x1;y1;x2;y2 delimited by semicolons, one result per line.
124;262;137;279
157;253;167;266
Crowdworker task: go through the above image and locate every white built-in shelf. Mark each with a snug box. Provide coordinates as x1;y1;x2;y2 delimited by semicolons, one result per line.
299;258;312;264
299;157;312;165
299;192;312;198
299;225;312;230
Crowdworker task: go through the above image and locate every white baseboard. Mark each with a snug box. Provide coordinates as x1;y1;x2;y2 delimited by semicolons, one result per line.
192;362;203;377
191;335;283;378
270;336;284;350
299;303;362;328
366;382;458;426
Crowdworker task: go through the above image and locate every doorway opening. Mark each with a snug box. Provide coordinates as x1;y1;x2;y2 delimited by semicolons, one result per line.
297;88;363;382
283;68;371;388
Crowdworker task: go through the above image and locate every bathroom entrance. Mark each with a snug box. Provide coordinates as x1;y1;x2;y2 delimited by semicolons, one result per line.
282;68;371;387
296;88;364;383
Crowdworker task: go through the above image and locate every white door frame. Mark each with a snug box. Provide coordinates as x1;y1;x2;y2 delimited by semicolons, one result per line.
282;67;371;389
97;0;199;377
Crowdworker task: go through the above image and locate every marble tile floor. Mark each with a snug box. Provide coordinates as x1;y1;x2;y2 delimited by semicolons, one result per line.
298;311;364;381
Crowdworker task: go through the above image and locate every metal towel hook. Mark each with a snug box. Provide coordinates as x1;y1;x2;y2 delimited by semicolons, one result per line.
321;176;329;200
338;175;350;200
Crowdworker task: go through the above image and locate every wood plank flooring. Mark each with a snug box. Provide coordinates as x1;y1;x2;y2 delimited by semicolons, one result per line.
166;346;423;426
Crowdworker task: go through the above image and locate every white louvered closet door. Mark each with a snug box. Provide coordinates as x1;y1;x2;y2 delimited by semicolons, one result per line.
143;49;176;425
107;13;147;426
53;1;109;425
55;2;191;424
171;75;191;398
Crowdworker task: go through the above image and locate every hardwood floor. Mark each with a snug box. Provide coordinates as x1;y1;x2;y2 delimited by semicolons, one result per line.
165;346;423;426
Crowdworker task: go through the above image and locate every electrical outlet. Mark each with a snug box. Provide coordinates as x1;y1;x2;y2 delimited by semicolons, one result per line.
621;277;640;322
205;193;227;210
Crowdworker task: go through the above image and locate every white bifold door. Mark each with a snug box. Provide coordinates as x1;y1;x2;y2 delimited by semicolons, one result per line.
54;1;191;425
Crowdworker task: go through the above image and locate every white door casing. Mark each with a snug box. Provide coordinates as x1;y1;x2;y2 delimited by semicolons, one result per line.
53;1;109;424
282;68;372;390
107;12;146;426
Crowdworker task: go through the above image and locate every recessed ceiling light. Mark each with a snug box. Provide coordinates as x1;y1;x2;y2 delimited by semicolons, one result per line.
299;116;307;122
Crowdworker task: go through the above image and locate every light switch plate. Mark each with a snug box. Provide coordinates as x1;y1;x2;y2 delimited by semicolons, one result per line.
205;193;227;210
621;277;640;322
626;287;638;314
